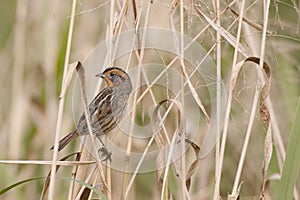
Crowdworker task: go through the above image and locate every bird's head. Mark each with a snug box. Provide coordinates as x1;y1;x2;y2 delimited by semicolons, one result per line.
96;67;132;94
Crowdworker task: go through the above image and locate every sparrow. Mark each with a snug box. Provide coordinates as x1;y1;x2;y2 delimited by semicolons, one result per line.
51;67;132;161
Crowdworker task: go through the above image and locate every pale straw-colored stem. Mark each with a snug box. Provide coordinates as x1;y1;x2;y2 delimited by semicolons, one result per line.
48;0;77;199
214;0;222;198
213;0;246;199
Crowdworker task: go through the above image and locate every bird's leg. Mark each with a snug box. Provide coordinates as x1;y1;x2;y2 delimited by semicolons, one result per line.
96;136;112;162
96;136;105;147
98;147;112;162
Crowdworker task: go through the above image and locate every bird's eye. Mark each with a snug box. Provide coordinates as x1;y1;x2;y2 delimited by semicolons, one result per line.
110;72;116;77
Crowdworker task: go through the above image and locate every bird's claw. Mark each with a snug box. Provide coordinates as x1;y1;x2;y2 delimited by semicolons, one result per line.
98;147;112;162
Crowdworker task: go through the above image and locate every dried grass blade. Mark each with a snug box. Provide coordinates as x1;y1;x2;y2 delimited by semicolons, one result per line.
228;7;273;35
75;62;108;190
49;1;78;198
260;125;273;199
152;99;183;199
169;14;210;124
228;57;272;198
153;99;197;198
153;99;184;178
41;152;82;200
185;139;200;191
193;6;251;57
60;62;79;98
245;57;271;126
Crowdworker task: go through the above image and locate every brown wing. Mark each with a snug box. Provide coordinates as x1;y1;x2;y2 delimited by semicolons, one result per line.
76;87;129;137
51;87;115;151
76;87;114;135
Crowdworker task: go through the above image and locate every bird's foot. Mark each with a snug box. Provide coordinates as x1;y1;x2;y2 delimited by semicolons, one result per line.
98;147;112;162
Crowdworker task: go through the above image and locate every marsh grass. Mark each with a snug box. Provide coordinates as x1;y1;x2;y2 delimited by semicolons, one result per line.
0;0;300;199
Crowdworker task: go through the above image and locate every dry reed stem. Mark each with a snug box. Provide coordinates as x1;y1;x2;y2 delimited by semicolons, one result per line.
67;141;86;199
240;2;293;198
74;166;97;200
171;3;211;125
0;160;95;165
122;1;152;199
160;125;177;200
152;27;213;135
108;0;115;63
256;1;271;198
75;63;108;197
68;152;82;200
214;0;222;198
230;61;261;197
214;0;246;199
118;8;209;193
48;1;77;199
153;98;195;199
261;124;273;198
123;59;172;197
246;8;287;192
111;5;173;179
41;152;83;200
179;0;187;199
193;6;251;57
134;23;210;106
260;1;298;199
106;160;111;200
71;147;93;199
124;127;156;197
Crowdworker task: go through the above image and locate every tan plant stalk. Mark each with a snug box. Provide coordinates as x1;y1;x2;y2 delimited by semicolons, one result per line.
180;0;187;199
48;0;78;199
213;0;246;199
214;0;222;198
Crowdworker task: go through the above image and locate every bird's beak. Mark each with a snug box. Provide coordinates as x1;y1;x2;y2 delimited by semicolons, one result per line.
95;73;106;78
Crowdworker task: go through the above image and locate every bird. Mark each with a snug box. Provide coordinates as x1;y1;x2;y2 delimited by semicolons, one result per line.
51;67;132;161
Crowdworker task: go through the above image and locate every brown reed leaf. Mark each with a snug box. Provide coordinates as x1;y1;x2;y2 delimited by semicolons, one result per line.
260;126;273;199
245;57;271;126
152;99;200;196
229;56;272;198
185;138;200;191
41;152;81;200
230;57;271;127
152;99;184;199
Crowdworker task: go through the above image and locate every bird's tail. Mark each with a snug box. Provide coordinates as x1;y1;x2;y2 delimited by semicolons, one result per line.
50;130;79;151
